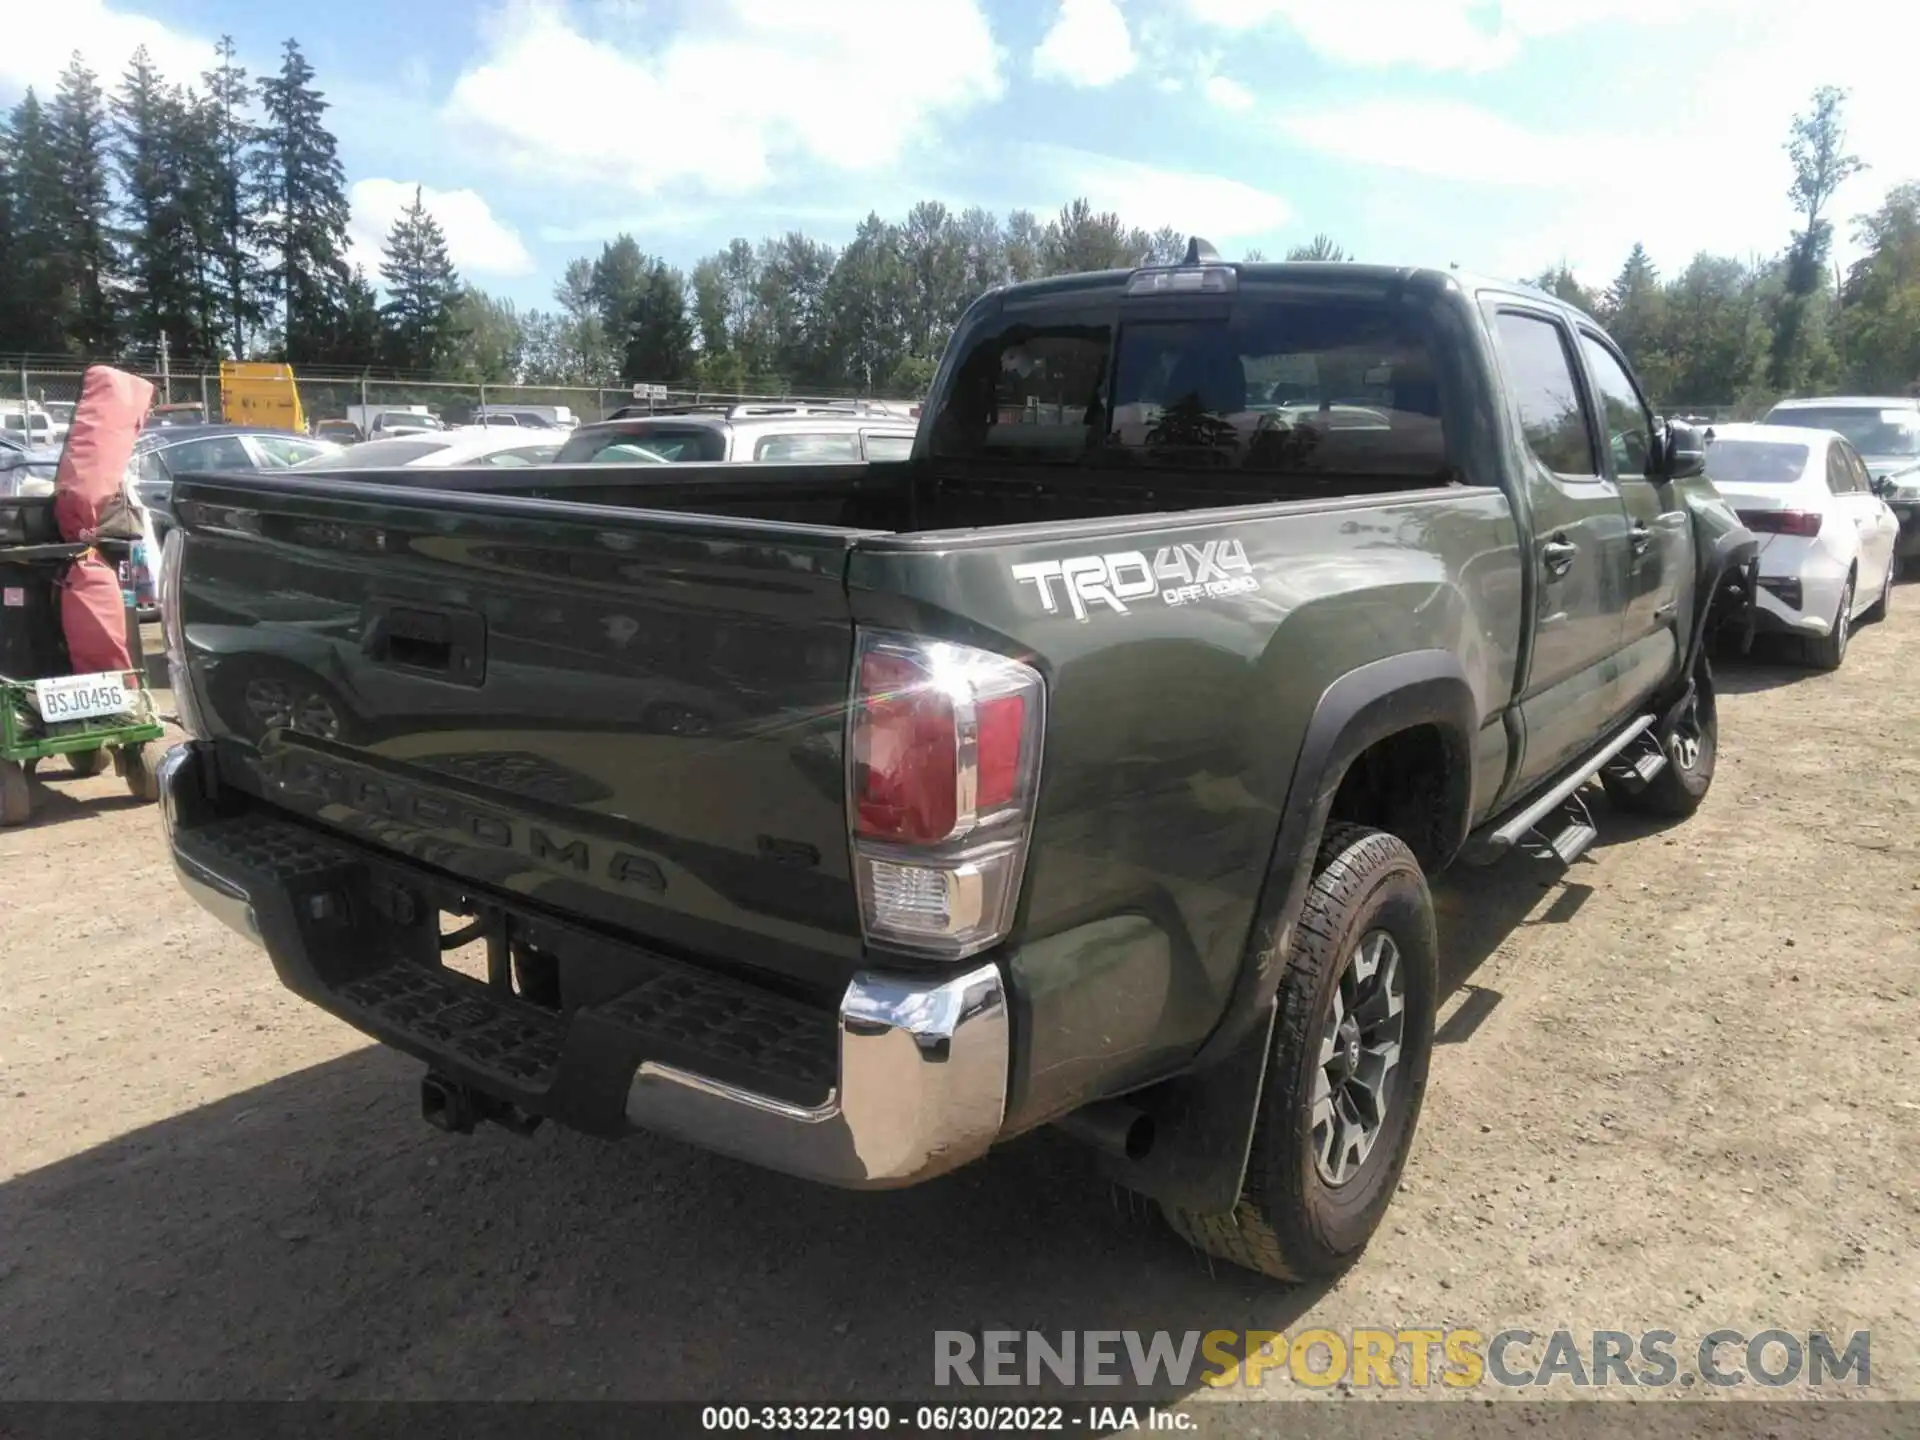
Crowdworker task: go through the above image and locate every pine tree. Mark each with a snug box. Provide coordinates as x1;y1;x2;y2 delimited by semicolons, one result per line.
623;260;694;385
256;39;351;361
5;91;67;353
49;54;119;354
378;186;462;371
113;48;206;357
203;36;265;358
336;266;383;368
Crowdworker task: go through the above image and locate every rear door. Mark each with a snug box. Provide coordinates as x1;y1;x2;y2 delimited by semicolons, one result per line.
1486;306;1633;794
1833;441;1896;601
1577;330;1687;711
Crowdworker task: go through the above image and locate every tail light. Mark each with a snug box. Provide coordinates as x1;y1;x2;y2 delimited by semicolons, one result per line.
157;526;209;738
847;630;1045;959
1737;509;1822;537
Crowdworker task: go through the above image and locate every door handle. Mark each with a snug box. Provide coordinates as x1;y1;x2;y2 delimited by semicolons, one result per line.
1542;538;1579;576
1629;523;1652;554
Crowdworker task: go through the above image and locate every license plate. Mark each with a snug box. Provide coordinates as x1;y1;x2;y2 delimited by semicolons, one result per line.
33;672;133;723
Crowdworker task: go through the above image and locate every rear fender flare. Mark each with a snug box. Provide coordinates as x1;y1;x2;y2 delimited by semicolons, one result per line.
1101;650;1478;1215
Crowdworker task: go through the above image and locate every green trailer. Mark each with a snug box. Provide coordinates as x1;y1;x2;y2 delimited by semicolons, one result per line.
0;540;167;827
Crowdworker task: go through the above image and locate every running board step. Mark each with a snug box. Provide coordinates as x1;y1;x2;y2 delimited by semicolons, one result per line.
1600;741;1669;792
1464;714;1657;864
1520;791;1598;867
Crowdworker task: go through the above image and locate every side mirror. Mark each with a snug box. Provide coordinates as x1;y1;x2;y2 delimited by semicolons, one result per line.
1870;475;1895;498
1653;418;1707;480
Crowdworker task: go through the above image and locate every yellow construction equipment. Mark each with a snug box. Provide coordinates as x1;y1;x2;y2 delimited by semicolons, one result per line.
218;361;305;433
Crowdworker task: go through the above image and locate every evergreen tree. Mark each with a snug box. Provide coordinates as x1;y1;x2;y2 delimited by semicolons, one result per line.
5;91;66;353
113;48;205;357
49;54;118;353
203;36;265;358
378;186;462;371
256;39;351;361
335;266;384;369
589;234;650;358
623;260;694;384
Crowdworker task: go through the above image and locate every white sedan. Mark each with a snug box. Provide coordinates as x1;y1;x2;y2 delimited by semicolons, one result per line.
290;426;563;471
1704;422;1900;669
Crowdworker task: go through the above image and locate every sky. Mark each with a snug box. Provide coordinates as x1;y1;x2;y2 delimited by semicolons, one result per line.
2;0;1916;311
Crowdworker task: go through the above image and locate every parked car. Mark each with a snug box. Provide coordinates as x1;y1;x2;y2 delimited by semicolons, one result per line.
473;406;568;429
1702;422;1898;668
0;401;62;449
312;418;363;446
125;425;343;611
556;404;917;464
0;433;60;498
148;402;210;428
1759;396;1920;571
155;246;1753;1284
289;426;562;471
344;405;445;440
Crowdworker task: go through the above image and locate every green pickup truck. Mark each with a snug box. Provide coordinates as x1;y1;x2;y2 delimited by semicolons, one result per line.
154;247;1755;1282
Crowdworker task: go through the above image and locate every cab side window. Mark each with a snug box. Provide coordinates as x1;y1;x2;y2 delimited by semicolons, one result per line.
1578;335;1653;479
1492;312;1599;477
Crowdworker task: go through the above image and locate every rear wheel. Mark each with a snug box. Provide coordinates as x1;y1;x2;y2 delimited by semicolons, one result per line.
119;740;165;803
1160;823;1437;1281
1807;575;1853;671
66;747;111;778
1603;664;1718;818
0;760;31;826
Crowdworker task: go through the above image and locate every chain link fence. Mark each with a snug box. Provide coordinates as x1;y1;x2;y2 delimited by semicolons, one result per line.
5;361;919;440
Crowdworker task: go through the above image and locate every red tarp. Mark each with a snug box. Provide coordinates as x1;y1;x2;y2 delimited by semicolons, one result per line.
54;366;155;673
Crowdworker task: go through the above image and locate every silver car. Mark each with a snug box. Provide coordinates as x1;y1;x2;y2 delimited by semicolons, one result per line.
556;403;916;466
1760;396;1920;565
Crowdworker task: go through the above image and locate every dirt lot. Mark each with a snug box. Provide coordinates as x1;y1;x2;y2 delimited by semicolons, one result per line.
1;606;1916;1414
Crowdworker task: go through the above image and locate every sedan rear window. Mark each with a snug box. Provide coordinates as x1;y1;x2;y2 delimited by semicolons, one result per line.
1705;439;1810;486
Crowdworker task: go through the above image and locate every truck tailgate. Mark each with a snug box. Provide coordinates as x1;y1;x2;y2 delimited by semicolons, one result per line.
170;474;872;996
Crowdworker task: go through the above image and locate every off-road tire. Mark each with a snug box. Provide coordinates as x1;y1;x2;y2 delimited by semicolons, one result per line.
0;760;31;826
1602;663;1718;819
1807;575;1854;671
120;740;165;803
1161;823;1437;1282
66;747;111;778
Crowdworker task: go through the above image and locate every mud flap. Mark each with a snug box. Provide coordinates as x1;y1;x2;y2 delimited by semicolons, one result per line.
1098;1004;1276;1216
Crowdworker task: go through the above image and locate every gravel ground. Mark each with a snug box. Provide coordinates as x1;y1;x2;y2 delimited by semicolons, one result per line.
1;606;1915;1418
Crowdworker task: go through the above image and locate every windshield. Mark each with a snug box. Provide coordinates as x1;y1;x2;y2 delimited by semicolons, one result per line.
928;296;1452;479
1705;438;1809;486
555;425;726;464
294;437;452;468
1764;407;1920;457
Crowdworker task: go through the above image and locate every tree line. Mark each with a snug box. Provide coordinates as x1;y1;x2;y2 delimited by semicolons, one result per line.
2;41;1915;408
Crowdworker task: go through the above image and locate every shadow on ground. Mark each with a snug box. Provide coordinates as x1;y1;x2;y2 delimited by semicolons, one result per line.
0;815;1631;1403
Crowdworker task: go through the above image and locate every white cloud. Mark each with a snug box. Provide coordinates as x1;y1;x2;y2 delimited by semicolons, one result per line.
445;0;1005;197
1180;0;1734;72
347;180;536;285
1202;74;1255;112
1022;145;1290;239
1278;100;1627;186
1032;0;1137;88
0;0;213;92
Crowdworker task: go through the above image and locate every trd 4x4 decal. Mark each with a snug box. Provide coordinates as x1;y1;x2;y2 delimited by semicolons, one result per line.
1011;539;1257;622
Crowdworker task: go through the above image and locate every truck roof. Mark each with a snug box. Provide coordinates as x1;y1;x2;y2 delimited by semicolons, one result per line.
990;256;1580;314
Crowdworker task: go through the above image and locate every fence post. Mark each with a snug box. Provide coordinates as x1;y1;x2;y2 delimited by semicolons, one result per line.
19;361;27;415
200;372;210;418
478;382;487;416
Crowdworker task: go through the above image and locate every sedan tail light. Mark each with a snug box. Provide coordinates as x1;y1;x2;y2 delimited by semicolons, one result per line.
1737;508;1822;537
847;631;1045;959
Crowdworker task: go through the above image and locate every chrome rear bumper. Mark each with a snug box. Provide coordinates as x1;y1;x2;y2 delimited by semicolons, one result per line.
159;740;1011;1189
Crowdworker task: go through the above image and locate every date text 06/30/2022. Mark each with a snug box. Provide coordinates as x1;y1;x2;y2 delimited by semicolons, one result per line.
700;1406;1192;1433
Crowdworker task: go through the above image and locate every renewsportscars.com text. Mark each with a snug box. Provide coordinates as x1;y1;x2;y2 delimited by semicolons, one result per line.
933;1328;1871;1391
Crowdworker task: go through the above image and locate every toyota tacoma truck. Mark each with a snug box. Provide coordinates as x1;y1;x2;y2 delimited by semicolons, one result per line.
153;246;1755;1282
